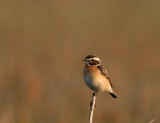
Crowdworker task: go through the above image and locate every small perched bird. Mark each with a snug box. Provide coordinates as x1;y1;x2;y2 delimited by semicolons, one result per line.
82;55;117;98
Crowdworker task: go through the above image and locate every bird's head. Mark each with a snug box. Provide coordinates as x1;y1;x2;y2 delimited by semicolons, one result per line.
82;55;101;66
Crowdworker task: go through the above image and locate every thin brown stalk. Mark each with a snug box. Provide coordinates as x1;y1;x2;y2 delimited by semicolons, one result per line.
89;92;97;123
149;117;157;123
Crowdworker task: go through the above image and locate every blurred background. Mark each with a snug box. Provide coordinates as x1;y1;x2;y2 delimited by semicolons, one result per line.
0;0;160;123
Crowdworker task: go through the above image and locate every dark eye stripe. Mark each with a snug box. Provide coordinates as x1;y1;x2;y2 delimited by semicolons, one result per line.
89;60;100;65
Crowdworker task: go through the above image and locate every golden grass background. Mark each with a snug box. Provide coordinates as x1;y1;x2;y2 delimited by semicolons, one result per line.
0;0;160;123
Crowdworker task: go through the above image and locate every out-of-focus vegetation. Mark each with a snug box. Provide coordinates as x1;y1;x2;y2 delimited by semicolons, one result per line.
0;0;160;123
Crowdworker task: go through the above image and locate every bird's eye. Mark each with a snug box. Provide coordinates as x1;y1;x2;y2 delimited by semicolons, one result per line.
91;59;94;61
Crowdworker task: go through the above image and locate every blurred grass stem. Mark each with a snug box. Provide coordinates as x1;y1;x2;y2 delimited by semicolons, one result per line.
148;117;157;123
89;92;97;123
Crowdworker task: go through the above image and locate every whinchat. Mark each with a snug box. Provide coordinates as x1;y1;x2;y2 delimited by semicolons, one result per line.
82;55;117;98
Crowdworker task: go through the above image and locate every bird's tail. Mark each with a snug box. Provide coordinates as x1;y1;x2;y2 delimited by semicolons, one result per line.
109;89;117;98
109;92;117;98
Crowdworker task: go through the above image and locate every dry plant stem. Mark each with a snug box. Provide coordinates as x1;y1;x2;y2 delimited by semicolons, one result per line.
89;92;97;123
149;117;156;123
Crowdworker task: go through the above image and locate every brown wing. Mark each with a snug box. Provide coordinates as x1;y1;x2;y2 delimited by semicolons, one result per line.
97;65;113;88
